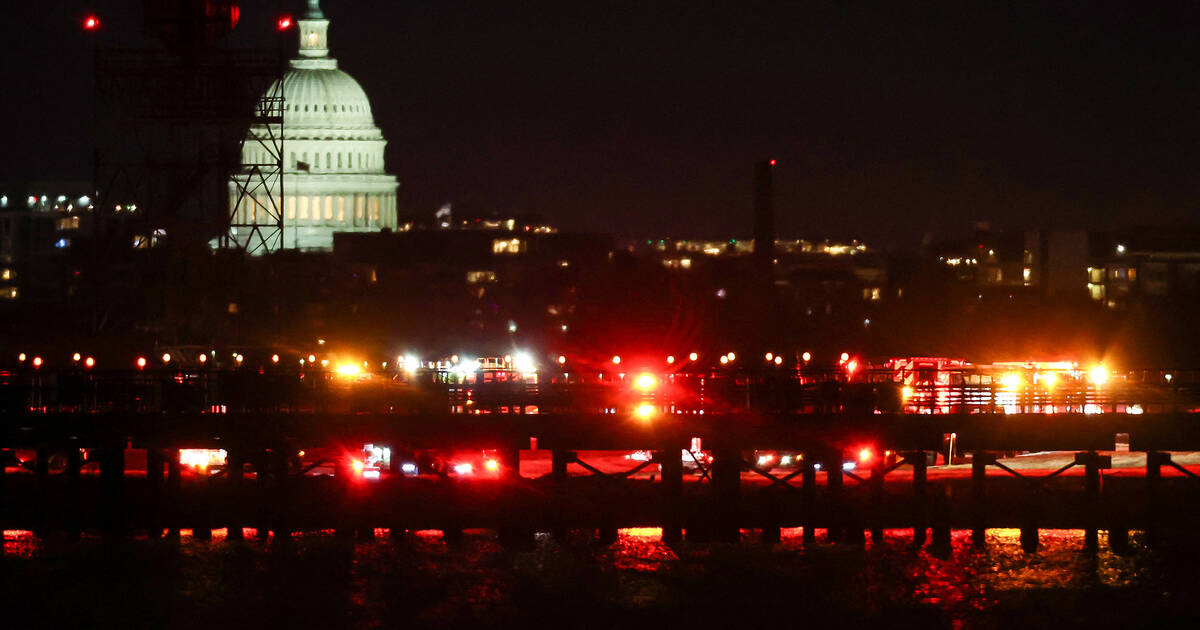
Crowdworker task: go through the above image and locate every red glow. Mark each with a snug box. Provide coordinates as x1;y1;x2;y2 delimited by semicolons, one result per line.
277;15;293;31
136;357;147;370
84;357;95;369
769;159;776;166
83;15;100;31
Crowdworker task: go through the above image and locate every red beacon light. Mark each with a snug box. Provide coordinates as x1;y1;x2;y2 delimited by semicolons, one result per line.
83;15;100;31
277;15;294;31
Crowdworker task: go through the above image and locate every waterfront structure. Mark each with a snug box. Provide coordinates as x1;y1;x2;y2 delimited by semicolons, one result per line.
229;0;399;251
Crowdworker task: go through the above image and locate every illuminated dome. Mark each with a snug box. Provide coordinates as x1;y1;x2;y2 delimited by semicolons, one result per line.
230;0;399;252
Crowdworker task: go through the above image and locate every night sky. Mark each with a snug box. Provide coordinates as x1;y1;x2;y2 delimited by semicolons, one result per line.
4;0;1200;248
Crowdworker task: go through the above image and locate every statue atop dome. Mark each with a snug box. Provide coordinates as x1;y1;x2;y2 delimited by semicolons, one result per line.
306;0;325;19
296;0;331;65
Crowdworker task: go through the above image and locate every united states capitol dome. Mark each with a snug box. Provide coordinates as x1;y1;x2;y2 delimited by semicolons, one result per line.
230;0;399;252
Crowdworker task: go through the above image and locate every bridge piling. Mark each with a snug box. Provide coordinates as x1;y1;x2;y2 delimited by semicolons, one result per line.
99;444;125;538
34;446;49;534
166;453;181;539
910;450;927;548
1078;450;1111;552
870;456;885;543
146;448;165;538
1146;450;1167;546
801;457;816;545
826;448;845;544
971;451;991;545
550;448;572;542
659;448;683;544
712;447;742;543
226;449;245;541
66;446;82;540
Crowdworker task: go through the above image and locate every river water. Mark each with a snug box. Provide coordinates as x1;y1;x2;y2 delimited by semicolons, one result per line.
4;527;1198;629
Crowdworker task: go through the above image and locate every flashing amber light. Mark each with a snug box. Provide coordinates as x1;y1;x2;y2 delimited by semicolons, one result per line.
84;357;95;368
634;372;657;391
666;355;675;364
32;356;43;368
765;352;774;362
161;353;171;364
1000;372;1021;390
235;354;244;364
719;356;729;365
83;15;100;31
484;458;500;472
726;352;736;361
352;459;364;474
557;354;567;365
198;354;207;364
336;363;361;377
802;351;812;363
271;354;280;364
18;352;27;362
1039;371;1058;389
859;448;872;462
773;355;783;366
72;352;82;362
846;359;858;374
136;357;147;369
688;352;698;361
1088;365;1109;386
840;352;850;363
277;15;294;31
902;385;913;400
634;404;656;420
612;355;621;365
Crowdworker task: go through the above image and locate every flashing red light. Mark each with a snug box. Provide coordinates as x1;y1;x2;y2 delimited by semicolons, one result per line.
484;459;500;473
859;448;872;462
634;372;657;391
83;15;100;31
84;357;95;369
846;359;858;374
769;159;776;166
277;15;294;31
32;356;43;368
136;356;147;370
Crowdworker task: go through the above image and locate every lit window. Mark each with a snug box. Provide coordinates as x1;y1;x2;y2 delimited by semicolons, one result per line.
492;238;523;254
2;287;16;300
0;269;10;281
466;270;497;284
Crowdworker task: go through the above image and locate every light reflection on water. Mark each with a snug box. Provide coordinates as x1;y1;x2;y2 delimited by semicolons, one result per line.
0;526;1188;629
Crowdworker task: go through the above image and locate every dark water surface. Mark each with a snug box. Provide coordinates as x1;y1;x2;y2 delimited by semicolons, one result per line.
5;527;1200;629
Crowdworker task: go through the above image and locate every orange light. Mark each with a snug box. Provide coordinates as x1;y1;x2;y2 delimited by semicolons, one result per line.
612;355;621;365
688;352;698;361
635;404;656;420
18;353;26;362
765;352;774;361
32;356;43;368
84;357;95;369
1000;372;1021;390
277;15;293;30
271;354;280;363
72;352;82;362
859;448;872;462
719;356;729;365
484;459;500;472
136;357;147;369
352;459;364;474
846;359;858;374
161;353;171;364
840;352;850;363
802;351;812;363
666;355;675;364
726;352;736;361
83;15;100;31
557;354;566;365
198;354;207;364
773;355;783;365
634;372;657;391
1088;365;1109;386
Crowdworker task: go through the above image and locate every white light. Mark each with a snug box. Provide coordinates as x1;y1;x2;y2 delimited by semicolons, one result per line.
508;321;518;333
453;463;473;475
401;463;418;474
362;469;381;480
454;358;478;375
842;462;856;471
513;352;536;373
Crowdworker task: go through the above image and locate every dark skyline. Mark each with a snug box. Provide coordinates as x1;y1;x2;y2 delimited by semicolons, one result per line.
4;0;1200;247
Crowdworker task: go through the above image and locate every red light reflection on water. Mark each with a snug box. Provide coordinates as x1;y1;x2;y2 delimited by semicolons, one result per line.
612;527;677;572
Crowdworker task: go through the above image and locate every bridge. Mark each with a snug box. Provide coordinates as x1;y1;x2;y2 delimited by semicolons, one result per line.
2;365;1200;552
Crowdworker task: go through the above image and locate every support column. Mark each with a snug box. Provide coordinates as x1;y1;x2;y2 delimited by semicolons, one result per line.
712;447;742;543
659;446;683;544
166;452;182;539
801;456;816;545
146;448;165;538
551;448;573;542
870;455;886;544
911;450;927;548
826;448;844;544
35;446;50;534
226;449;245;541
99;444;125;538
1077;451;1111;552
971;451;993;546
1146;450;1167;546
66;447;82;540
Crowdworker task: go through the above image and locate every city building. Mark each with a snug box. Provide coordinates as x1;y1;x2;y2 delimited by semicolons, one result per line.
229;0;399;251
